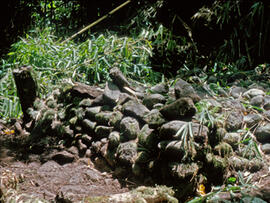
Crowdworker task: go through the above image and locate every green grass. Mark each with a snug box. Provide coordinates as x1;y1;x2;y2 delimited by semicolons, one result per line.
0;27;161;120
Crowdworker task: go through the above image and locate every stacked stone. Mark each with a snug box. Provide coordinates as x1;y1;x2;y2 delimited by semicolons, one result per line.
26;68;268;199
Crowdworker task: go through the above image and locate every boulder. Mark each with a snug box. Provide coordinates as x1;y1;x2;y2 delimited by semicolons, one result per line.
51;151;75;165
94;126;114;139
160;98;196;120
138;124;158;149
108;111;123;129
225;111;243;132
82;119;96;133
79;98;93;108
143;94;166;109
150;83;169;94
109;67;130;90
103;81;121;106
85;106;101;120
169;162;200;180
120;117;140;141
264;95;270;110
230;86;246;98
159;120;208;144
95;111;113;125
143;109;166;128
243;114;262;127
68;82;103;99
108;131;121;149
255;124;270;143
122;100;150;122
174;79;201;103
250;95;264;107
243;88;265;99
116;141;138;166
222;133;241;149
262;143;270;154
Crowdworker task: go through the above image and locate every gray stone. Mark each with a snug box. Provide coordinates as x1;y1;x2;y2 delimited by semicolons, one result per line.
94;126;114;139
255;124;270;143
116;141;137;166
160;98;196;120
262;143;270;154
143;94;166;109
103;81;120;106
79;98;93;107
169;162;200;180
159;120;208;144
264;110;270;120
143;109;166;128
122;100;150;122
109;67;130;90
230;86;246;98
81;134;92;146
243;88;265;99
95;111;113;125
150;83;169;94
118;93;133;105
108;111;123;129
85;106;101;120
153;103;164;109
250;95;264;107
82;119;96;133
174;79;200;103
264;95;270;110
225;111;243;132
221;99;246;112
138;124;157;149
108;131;121;149
51;151;75;165
243;114;262;127
222;133;241;149
77;139;87;154
120;117;140;141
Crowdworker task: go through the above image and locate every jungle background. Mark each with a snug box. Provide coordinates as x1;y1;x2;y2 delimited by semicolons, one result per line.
1;0;270;119
1;0;270;202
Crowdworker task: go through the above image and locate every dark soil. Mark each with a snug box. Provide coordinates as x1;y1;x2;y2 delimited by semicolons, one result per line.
0;130;129;202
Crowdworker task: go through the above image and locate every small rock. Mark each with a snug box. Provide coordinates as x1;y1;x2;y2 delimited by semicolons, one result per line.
143;94;166;109
150;83;169;94
67;146;79;156
51;151;75;165
153;103;164;109
82;119;96;133
94;126;114;139
243;88;265;99
109;67;130;90
250;95;264;107
108;131;121;149
262;143;270;154
116;141;137;166
95;111;113;125
118;93;133;105
169;162;200;180
160;98;196;120
85;106;102;120
174;79;201;103
122;100;150;122
143;109;166;128
77;139;87;155
225;111;243;132
120;117;140;141
103;81;121;106
91;94;104;106
79;98;93;107
81;134;92;146
85;149;91;158
243;114;262;127
264;95;270;110
108;111;123;129
230;86;246;98
138;124;157;149
264;110;270;120
255;124;270;143
223;133;241;149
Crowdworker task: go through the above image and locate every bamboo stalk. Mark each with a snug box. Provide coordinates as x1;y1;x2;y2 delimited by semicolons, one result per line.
62;0;131;44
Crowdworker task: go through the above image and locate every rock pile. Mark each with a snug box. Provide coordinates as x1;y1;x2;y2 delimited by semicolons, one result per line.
24;67;268;200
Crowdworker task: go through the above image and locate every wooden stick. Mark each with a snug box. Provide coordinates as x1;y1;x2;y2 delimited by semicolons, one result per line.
62;0;131;44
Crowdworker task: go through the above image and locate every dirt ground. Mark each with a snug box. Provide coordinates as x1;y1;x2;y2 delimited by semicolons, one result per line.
0;132;129;202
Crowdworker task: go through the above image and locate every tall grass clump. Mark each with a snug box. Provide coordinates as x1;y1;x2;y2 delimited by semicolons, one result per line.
0;27;160;120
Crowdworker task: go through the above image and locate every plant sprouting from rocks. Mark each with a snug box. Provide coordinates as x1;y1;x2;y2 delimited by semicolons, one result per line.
174;122;196;160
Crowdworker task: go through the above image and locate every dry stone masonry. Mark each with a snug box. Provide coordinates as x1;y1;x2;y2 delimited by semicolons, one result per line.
24;67;270;200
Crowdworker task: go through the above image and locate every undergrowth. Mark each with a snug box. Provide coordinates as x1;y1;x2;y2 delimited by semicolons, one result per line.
0;27;160;119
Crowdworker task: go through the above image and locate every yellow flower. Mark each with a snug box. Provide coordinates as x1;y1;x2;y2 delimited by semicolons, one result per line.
197;184;206;196
4;129;15;135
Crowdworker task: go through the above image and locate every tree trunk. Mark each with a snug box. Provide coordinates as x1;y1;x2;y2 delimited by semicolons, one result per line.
13;66;38;124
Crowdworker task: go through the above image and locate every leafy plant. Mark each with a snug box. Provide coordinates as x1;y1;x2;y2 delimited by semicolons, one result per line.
0;27;160;120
